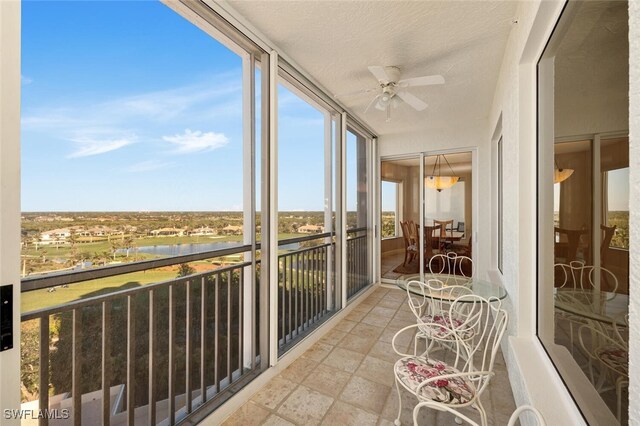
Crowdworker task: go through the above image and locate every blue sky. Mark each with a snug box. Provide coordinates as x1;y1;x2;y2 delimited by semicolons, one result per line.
21;1;354;212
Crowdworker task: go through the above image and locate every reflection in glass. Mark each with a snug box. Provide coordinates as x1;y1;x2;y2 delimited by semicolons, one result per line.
540;1;629;423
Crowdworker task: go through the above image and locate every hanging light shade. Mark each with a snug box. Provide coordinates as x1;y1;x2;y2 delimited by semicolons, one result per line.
425;175;459;191
425;154;460;192
554;159;574;184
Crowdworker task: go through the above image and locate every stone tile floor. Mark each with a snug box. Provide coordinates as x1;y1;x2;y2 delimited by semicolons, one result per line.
222;286;516;426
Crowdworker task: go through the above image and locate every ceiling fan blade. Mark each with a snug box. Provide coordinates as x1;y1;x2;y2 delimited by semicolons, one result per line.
398;75;445;87
364;94;381;114
334;87;378;99
397;91;428;111
368;66;391;82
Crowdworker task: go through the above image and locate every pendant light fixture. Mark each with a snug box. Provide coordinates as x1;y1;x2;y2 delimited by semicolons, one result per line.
554;159;574;184
425;154;460;192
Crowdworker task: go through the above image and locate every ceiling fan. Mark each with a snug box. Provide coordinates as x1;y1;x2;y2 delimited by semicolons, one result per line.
335;66;445;122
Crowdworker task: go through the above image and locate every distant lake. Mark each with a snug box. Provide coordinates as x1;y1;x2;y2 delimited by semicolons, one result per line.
119;241;301;256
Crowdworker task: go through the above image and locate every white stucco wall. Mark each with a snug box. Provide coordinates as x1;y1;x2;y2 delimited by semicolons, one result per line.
487;0;636;424
628;0;639;423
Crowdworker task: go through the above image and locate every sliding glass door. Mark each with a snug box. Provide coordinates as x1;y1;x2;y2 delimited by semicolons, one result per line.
379;151;474;284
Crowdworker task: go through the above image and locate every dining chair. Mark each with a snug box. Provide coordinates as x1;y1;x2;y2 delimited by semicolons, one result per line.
413;404;546;426
392;295;508;426
434;219;455;251
554;227;588;263
423;224;440;262
577;324;628;422
401;221;418;267
451;234;472;257
600;224;616;266
405;279;473;358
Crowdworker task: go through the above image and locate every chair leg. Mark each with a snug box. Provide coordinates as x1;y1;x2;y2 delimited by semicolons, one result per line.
616;377;628;423
475;400;488;426
394;377;403;426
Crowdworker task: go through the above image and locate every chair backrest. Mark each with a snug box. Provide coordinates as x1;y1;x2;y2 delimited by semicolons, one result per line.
600;224;616;265
423;225;440;257
507;406;547;426
553;261;586;289
428;253;450;276
451;255;475;278
586;265;619;293
400;221;413;249
554;262;618;293
405;280;429;318
434;219;454;238
431;404;546;426
429;252;471;280
554;227;588;262
449;295;508;391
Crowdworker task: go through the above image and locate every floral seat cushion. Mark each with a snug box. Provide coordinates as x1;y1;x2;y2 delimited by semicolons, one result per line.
595;345;628;376
395;357;475;404
418;314;475;341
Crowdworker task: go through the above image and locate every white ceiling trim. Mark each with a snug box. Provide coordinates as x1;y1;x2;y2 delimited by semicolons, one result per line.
205;0;378;138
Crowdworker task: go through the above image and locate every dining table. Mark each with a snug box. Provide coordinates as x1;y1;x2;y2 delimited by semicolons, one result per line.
397;273;507;302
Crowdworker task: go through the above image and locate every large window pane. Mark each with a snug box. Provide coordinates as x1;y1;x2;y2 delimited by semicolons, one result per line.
276;78;336;352
538;1;629;423
21;2;263;422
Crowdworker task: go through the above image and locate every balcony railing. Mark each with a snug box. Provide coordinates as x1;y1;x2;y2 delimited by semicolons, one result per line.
21;245;260;426
277;233;334;354
347;227;368;300
20;229;369;424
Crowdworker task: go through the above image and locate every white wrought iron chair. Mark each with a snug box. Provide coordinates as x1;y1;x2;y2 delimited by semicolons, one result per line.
413;404;546;426
405;279;473;358
554;262;620;356
577;324;628;423
451;255;475;279
429;252;475;280
392;294;508;426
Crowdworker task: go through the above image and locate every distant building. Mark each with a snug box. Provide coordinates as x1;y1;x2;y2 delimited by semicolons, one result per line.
39;228;71;243
297;224;324;234
191;227;217;236
222;225;243;235
150;227;185;237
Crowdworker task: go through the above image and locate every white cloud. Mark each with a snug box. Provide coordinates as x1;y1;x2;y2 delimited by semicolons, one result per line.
162;129;229;154
126;160;172;173
21;73;242;160
21;74;33;85
67;137;133;158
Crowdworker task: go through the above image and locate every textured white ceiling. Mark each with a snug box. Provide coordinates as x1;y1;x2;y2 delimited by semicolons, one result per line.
225;0;518;138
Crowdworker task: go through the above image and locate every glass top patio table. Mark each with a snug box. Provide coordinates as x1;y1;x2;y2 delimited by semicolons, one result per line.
396;273;508;302
554;288;628;326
